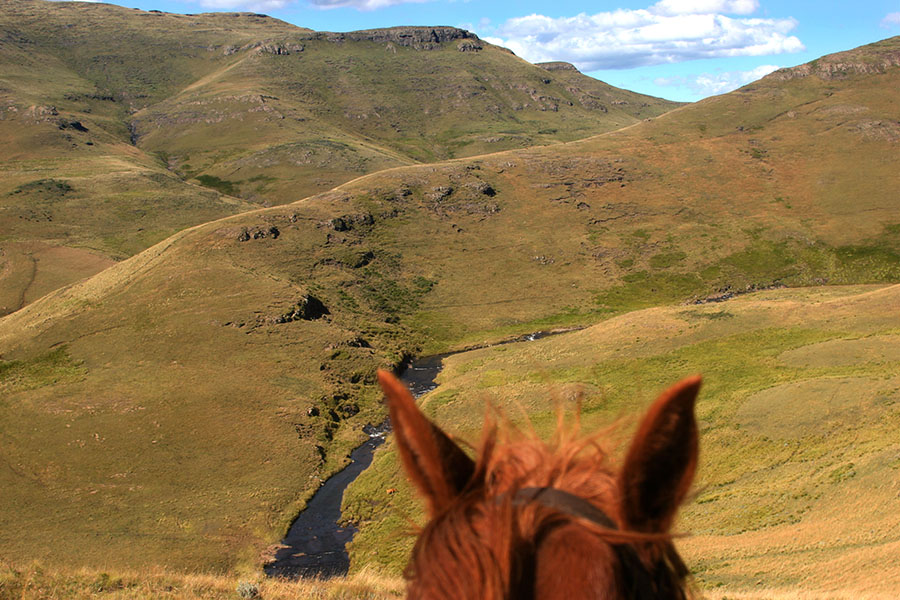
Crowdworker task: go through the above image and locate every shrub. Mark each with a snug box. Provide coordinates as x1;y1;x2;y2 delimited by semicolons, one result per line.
236;580;261;599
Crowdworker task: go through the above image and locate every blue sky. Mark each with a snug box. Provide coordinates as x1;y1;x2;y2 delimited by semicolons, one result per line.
68;0;900;102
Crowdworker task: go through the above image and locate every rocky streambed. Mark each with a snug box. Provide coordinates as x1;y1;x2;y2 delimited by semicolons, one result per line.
265;328;578;579
264;359;443;579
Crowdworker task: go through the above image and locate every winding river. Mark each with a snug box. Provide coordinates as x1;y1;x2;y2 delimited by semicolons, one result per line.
264;357;444;579
265;329;576;579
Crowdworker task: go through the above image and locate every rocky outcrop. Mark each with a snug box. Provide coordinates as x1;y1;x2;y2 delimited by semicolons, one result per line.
324;213;374;232
309;27;478;51
237;225;280;241
225;40;304;55
25;105;58;121
537;61;579;72
850;119;900;143
464;181;495;197
277;295;330;322
57;119;88;132
425;180;501;218
509;83;567;112
770;48;900;81
256;41;303;55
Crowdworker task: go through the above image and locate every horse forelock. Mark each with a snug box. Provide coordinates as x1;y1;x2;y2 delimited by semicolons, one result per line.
405;420;692;600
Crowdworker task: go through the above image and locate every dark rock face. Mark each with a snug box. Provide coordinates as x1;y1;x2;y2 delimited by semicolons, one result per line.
257;42;304;55
464;181;495;197
326;213;374;232
337;403;359;418
57;120;88;132
427;186;453;202
310;26;478;50
272;295;330;323
287;295;330;321
425;179;501;218
237;225;280;241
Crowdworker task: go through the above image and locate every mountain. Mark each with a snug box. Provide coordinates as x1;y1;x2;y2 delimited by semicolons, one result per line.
0;0;680;317
1;15;898;586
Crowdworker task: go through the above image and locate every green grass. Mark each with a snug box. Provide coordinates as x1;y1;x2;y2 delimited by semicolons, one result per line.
10;178;73;198
596;232;900;312
0;347;86;394
194;174;239;196
344;285;900;594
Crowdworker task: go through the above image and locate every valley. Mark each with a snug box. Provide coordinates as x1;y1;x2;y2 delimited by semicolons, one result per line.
1;1;899;596
0;0;679;315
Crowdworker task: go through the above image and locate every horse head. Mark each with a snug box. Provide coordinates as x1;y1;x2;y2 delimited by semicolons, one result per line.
377;370;701;600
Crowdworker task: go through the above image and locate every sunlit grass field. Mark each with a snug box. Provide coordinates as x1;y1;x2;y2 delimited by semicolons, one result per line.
345;285;900;596
0;563;403;599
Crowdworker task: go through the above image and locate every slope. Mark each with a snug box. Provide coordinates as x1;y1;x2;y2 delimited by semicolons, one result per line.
130;27;682;203
0;0;681;314
0;1;285;315
0;36;897;575
347;284;900;595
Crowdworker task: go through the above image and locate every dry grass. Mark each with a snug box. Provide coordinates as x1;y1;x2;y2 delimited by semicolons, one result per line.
0;563;404;599
701;591;899;600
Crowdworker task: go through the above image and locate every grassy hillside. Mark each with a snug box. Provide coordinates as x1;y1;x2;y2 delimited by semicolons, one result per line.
345;284;900;596
132;31;682;201
0;0;680;313
0;31;898;584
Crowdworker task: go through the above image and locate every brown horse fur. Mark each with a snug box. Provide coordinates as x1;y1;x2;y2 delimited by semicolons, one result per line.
377;370;701;600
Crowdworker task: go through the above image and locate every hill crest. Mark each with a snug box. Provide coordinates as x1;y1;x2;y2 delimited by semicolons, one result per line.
769;35;900;81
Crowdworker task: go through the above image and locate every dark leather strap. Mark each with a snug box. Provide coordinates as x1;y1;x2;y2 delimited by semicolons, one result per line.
512;486;658;600
514;486;618;529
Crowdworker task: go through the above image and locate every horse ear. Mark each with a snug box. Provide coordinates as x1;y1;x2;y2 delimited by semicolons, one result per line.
377;369;475;516
619;375;701;533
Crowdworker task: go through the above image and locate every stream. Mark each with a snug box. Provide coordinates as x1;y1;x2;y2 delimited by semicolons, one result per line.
264;329;576;579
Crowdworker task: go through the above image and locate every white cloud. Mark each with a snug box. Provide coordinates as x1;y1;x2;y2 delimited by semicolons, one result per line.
651;0;758;16
306;0;429;10
194;0;427;10
488;3;803;71
881;12;900;28
199;0;289;9
655;63;780;96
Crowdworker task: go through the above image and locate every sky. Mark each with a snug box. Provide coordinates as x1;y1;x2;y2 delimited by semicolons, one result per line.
65;0;900;102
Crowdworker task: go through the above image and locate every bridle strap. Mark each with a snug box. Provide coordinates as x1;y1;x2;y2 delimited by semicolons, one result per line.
511;486;658;600
513;486;618;529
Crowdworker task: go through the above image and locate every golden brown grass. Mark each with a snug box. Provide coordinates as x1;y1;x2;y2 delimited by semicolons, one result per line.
0;563;404;599
702;592;899;600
